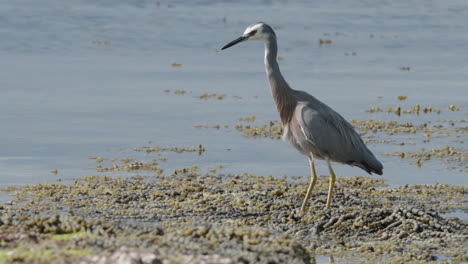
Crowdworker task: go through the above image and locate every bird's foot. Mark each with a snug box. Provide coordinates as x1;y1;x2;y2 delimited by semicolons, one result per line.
290;208;304;218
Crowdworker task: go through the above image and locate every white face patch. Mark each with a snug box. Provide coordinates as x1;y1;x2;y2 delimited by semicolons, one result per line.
242;23;266;41
243;23;263;35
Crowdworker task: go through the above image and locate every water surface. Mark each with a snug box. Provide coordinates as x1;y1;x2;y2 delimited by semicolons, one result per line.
0;0;466;192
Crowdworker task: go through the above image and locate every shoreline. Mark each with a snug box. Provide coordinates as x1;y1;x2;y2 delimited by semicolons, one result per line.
1;172;466;263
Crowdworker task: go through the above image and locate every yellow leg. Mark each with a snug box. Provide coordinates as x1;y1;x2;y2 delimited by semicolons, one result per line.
300;154;317;213
325;159;336;209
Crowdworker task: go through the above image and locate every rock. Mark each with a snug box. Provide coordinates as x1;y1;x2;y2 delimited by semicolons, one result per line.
89;247;162;264
87;247;237;264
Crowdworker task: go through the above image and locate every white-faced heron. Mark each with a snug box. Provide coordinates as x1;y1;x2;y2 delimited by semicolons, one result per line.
222;22;383;212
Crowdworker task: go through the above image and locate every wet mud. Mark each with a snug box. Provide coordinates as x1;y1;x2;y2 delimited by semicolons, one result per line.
1;170;466;263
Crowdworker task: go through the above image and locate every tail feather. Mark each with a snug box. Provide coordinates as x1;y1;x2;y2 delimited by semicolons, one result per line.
358;147;384;175
359;160;383;175
347;153;383;175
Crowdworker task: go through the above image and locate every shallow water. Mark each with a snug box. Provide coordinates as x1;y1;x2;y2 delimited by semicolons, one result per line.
0;0;467;192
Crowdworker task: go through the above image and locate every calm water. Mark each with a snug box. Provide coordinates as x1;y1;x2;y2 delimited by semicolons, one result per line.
0;0;467;193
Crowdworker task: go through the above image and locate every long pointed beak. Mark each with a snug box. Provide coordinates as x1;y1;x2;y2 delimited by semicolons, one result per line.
221;35;249;50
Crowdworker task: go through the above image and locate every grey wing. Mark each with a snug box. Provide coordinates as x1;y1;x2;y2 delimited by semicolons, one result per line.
296;102;383;175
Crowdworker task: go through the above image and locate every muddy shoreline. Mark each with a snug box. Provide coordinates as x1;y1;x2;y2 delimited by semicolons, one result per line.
1;172;466;263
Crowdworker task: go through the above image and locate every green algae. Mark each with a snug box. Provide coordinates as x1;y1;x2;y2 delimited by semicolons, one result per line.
133;143;205;155
383;145;467;171
365;104;463;116
350;119;467;137
198;93;225;100
0;248;92;263
194;114;466;145
319;39;332;45
50;231;98;241
239;114;256;122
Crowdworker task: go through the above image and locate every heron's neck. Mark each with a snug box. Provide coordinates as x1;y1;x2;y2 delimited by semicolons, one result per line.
264;37;296;124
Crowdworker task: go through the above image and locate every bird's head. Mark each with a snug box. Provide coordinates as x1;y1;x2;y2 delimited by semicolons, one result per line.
221;22;276;50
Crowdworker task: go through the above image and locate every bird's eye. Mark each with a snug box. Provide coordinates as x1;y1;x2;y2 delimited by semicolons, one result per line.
249;30;257;36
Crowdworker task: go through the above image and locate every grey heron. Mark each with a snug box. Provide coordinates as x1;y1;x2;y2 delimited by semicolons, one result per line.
222;22;383;212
